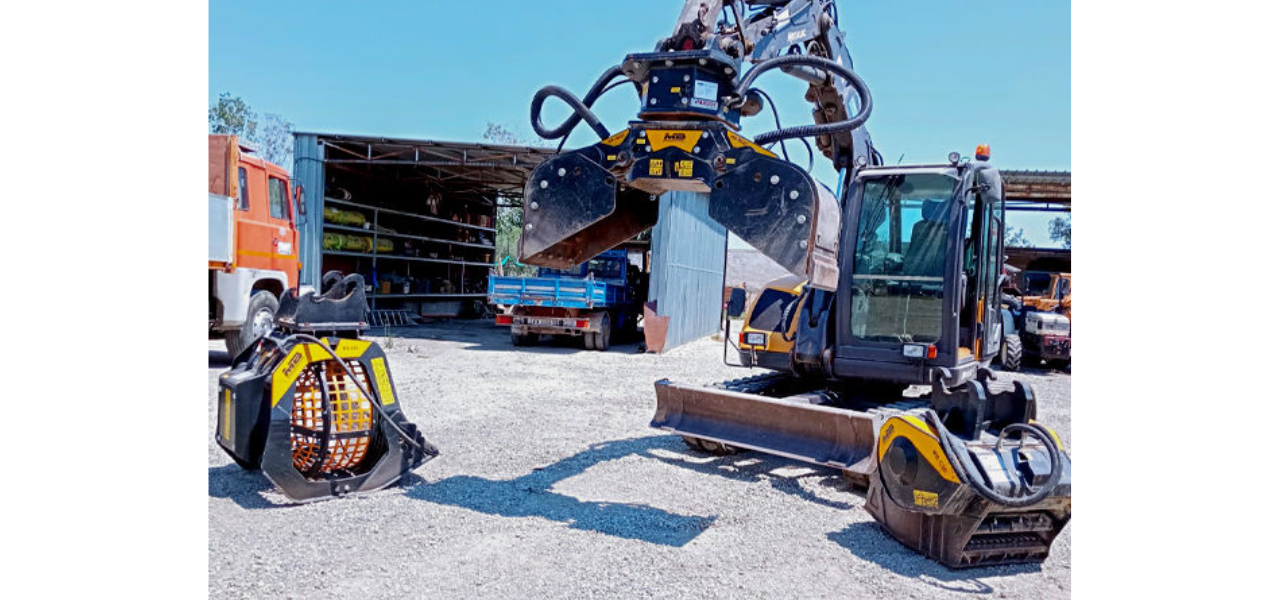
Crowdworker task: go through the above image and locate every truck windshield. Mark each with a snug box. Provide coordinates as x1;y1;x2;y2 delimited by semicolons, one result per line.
849;173;956;344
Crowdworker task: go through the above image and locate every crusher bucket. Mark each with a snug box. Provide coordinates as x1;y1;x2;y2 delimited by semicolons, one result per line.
216;274;438;502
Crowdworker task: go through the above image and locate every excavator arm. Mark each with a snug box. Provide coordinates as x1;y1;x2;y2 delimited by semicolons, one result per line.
519;0;877;291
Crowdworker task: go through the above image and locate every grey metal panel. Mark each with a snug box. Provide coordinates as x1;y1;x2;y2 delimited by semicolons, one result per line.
648;191;728;352
208;193;234;263
293;133;325;288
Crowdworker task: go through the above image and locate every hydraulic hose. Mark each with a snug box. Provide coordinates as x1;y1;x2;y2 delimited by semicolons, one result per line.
924;410;1063;508
731;54;873;147
530;64;625;141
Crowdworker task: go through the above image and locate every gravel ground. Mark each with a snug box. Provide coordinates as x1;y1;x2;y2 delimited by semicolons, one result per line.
209;320;1070;599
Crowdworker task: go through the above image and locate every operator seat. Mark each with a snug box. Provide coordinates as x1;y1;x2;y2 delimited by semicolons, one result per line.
902;200;949;276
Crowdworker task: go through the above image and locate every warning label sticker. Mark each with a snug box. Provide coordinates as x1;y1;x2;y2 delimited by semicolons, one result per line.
913;490;939;508
675;160;694;178
648;159;664;176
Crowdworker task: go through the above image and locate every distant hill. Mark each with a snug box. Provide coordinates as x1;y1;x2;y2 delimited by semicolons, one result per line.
724;249;791;293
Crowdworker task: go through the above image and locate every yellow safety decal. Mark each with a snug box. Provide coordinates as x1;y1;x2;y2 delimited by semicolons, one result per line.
606;154;617;161
878;416;961;484
913;490;939;508
1030;420;1065;450
669;86;682;93
600;130;629;147
271;344;311;406
370;357;396;406
636;138;647;145
646;130;701;152
675;160;694;178
648;159;664;176
221;389;234;441
333;338;370;359
726;131;778;158
725;157;736;165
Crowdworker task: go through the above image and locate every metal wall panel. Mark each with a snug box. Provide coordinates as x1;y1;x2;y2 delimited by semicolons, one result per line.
648;191;728;352
292;134;325;288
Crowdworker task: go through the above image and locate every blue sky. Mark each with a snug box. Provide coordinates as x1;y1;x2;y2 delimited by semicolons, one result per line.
210;1;1069;245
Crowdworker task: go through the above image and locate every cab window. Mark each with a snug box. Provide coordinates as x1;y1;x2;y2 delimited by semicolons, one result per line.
236;167;249;211
268;177;288;220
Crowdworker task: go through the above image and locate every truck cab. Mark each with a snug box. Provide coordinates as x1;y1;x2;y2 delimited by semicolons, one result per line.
209;134;302;356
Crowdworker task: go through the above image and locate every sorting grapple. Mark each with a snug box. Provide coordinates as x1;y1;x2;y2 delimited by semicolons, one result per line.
520;50;841;291
216;274;438;502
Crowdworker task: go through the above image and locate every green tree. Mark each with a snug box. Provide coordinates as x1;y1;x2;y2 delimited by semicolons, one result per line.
484;123;544;275
209;93;257;139
1005;226;1031;248
209;93;294;172
1049;215;1072;249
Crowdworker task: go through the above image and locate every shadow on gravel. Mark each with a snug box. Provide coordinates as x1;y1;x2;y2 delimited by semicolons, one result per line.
368;320;645;356
643;441;858;510
403;436;714;547
827;521;1041;594
208;464;290;510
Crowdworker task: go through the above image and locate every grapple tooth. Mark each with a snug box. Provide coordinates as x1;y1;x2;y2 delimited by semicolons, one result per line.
519;152;657;269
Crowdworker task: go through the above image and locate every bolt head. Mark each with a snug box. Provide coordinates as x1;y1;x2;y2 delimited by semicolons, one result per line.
557;168;566;177
683;75;690;82
646;145;652;152
789;190;799;200
539;180;548;189
665;60;674;67
525;223;533;230
799;240;808;249
770;175;780;185
699;58;707;66
797;215;807;224
681;98;689;105
694;146;701;153
650;98;657;105
530;201;539;210
652;76;659;83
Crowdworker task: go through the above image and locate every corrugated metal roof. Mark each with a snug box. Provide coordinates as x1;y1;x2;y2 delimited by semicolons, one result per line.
295;131;557;193
1001;170;1071;202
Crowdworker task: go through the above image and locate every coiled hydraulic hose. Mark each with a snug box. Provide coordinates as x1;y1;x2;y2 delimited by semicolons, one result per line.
923;410;1064;508
731;54;874;147
530;64;625;141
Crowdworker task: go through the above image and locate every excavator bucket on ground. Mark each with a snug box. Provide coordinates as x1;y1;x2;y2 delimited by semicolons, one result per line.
216;274;438;502
652;374;917;484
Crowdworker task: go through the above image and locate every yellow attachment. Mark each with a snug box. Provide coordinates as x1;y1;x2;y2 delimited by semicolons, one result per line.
289;359;376;475
599;130;629;146
877;415;961;484
645;130;701;152
726;131;777;158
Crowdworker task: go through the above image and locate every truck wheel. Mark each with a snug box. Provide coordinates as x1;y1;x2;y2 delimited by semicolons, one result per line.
583;332;598;350
999;334;1023;372
596;313;611;351
226;292;278;357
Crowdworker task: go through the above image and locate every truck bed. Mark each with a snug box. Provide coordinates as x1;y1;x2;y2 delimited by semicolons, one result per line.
488;275;625;309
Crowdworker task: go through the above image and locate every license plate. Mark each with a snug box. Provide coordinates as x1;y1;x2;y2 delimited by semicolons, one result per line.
526;318;558;326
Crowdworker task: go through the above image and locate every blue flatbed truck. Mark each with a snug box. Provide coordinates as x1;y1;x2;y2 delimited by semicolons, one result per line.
488;249;641;350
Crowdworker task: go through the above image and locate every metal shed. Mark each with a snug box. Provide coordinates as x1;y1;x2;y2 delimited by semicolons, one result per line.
293;132;555;318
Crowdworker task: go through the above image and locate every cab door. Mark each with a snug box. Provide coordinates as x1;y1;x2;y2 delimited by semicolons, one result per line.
233;158;298;287
972;170;1005;361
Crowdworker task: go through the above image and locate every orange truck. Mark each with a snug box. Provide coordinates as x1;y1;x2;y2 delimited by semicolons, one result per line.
208;134;303;355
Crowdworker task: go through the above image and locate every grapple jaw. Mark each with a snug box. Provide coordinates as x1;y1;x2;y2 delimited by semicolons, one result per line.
520;121;840;290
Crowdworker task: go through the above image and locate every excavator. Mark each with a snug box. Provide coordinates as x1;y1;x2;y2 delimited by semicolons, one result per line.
520;0;1070;568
